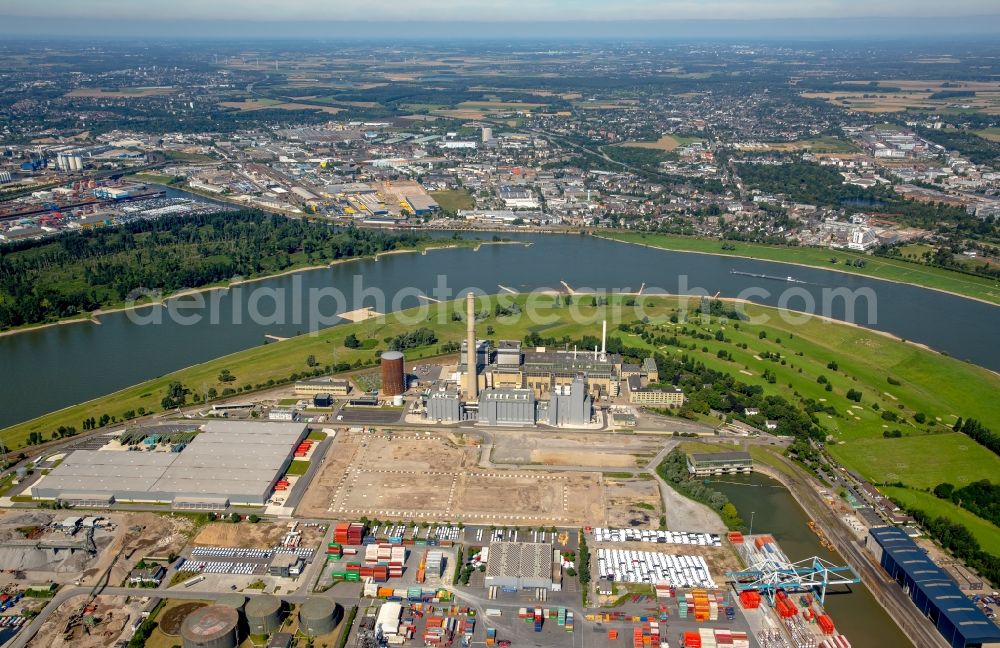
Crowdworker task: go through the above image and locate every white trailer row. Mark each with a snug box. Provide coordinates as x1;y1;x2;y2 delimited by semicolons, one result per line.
593;527;721;547
597;548;717;588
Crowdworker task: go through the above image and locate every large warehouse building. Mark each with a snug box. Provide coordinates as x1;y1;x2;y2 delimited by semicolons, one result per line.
32;421;308;508
484;542;557;591
867;527;1000;648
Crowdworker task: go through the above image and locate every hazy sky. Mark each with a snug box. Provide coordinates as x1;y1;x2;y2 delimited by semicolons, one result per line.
1;0;998;38
3;0;999;21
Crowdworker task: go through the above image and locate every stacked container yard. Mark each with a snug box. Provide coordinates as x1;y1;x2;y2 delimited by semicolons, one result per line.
326;543;343;560
426;550;443;579
774;590;798;618
334;522;365;545
737;590;761;609
682;629;750;648
819;637;852;648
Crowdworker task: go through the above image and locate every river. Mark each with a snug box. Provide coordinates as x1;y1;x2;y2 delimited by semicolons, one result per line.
712;473;913;648
1;223;999;429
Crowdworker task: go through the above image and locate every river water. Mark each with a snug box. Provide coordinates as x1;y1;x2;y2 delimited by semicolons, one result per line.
712;474;913;648
1;225;998;429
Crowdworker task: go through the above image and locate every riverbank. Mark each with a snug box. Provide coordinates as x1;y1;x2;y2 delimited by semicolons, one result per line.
0;237;501;340
4;293;998;492
596;231;1000;307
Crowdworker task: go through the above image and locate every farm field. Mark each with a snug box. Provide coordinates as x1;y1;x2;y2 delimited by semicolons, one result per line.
430;189;475;211
597;231;1000;305
801;79;1000;115
759;137;859;153
976;127;1000;142
880;487;1000;556
616;134;701;151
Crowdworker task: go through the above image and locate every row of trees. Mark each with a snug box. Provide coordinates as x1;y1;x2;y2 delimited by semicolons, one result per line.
934;480;1000;528
952;417;999;457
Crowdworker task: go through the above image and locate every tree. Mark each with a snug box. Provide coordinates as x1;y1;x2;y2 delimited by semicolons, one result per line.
229;512;240;523
846;388;862;403
218;369;236;383
344;333;361;349
161;381;187;410
247;514;260;523
306;354;317;367
934;483;955;499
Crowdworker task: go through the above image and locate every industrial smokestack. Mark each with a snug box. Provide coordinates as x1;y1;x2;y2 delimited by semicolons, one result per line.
465;292;477;401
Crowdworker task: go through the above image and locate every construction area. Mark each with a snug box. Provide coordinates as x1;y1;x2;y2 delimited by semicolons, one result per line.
0;511;192;589
489;430;663;469
295;429;606;525
24;593;144;648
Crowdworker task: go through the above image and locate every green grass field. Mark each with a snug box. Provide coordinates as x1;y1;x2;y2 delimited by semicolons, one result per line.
3;295;998;521
880;486;1000;556
430;189;475;212
597;232;1000;306
285;460;310;476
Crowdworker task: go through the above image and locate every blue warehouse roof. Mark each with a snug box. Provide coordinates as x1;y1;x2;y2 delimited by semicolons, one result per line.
870;527;1000;644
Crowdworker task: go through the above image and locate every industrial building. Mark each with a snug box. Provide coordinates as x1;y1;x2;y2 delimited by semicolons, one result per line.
295;377;351;396
485;542;557;591
380;351;406;396
180;605;240;648
627;375;685;408
478;388;537;426
32;421;308;507
299;598;341;636
867;527;1000;648
426;385;463;423
686;452;754;477
246;594;285;635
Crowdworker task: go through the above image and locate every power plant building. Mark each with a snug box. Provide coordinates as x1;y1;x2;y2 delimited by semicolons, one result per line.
426;385;463;423
478;388;537;426
32;421;308;507
542;378;593;427
380;351;406;396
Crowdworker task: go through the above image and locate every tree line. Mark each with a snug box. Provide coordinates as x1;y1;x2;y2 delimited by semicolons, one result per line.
0;211;429;329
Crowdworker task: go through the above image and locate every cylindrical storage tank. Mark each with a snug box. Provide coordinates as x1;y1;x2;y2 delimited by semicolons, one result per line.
245;594;283;635
380;351;405;396
180;605;239;648
392;394;403;407
299;597;341;637
215;593;246;611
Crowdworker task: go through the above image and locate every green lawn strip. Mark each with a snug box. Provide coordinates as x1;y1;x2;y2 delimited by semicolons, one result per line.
880;486;1000;556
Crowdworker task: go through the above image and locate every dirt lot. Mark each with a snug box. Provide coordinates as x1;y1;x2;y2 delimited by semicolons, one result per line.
297;430;606;525
0;511;191;588
603;476;662;528
26;594;133;648
193;520;325;550
492;430;662;468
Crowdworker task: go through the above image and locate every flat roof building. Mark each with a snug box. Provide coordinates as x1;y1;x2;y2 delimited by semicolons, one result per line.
484;542;554;591
627;375;685;408
867;527;1000;648
686;451;753;477
33;421;307;506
